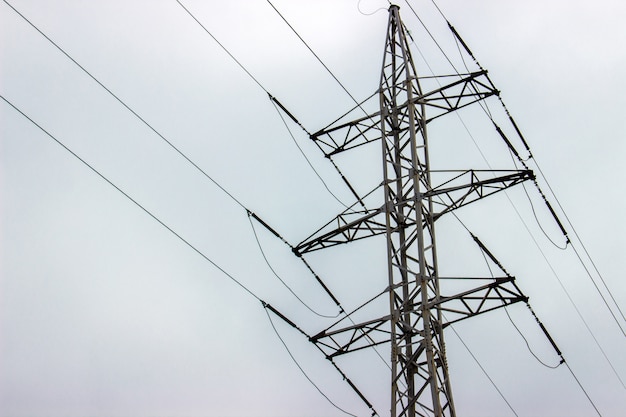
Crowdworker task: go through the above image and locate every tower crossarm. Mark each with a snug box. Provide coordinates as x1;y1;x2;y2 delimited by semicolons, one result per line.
293;206;387;255
293;169;532;255
428;169;534;220
309;70;498;157
308;276;527;359
310;109;384;157
434;276;528;326
310;313;393;359
420;70;498;123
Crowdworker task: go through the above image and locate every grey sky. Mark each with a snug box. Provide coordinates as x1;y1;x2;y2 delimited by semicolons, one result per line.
1;1;625;416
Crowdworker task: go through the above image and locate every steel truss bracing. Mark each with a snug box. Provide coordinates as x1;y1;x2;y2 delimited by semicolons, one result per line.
294;169;533;255
310;69;498;158
380;8;455;414
294;6;534;417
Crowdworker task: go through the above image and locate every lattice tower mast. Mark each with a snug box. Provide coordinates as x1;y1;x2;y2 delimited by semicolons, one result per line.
291;5;533;417
380;6;453;416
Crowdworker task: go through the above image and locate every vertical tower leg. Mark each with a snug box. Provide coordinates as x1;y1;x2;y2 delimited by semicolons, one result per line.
380;6;455;417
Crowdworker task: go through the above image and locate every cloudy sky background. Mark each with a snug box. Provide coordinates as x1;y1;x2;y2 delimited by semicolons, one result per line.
1;0;625;416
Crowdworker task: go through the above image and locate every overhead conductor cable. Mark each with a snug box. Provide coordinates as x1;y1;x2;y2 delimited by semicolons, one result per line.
423;0;625;336
4;0;348;319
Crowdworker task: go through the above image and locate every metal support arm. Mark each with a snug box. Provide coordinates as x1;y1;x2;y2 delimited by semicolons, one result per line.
311;276;528;359
310;70;498;157
294;169;533;255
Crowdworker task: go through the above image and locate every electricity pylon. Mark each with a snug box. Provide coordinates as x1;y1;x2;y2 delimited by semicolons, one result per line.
291;5;534;417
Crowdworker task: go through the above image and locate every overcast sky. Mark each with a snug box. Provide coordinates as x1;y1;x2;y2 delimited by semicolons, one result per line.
1;1;625;416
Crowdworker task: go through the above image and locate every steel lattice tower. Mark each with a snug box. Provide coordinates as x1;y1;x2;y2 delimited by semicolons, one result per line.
290;5;534;416
379;7;454;415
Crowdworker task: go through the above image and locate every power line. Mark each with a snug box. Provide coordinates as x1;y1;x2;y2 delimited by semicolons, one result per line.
2;0;247;212
247;208;402;379
3;93;371;414
510;158;626;337
169;2;385;331
247;214;341;318
264;3;621;411
8;0;351;227
402;0;626;342
3;0;351;319
172;0;361;212
8;0;357;327
460;214;610;414
474;233;564;369
446;323;519;417
177;0;374;213
564;361;603;417
415;0;626;333
532;157;626;324
518;181;568;250
173;0;269;94
269;97;351;210
181;0;626;353
357;0;388;16
403;3;625;400
6;0;356;318
263;307;360;417
478;105;626;387
503;307;562;369
269;93;369;211
1;93;261;304
509;147;624;336
265;0;371;118
7;0;621;413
